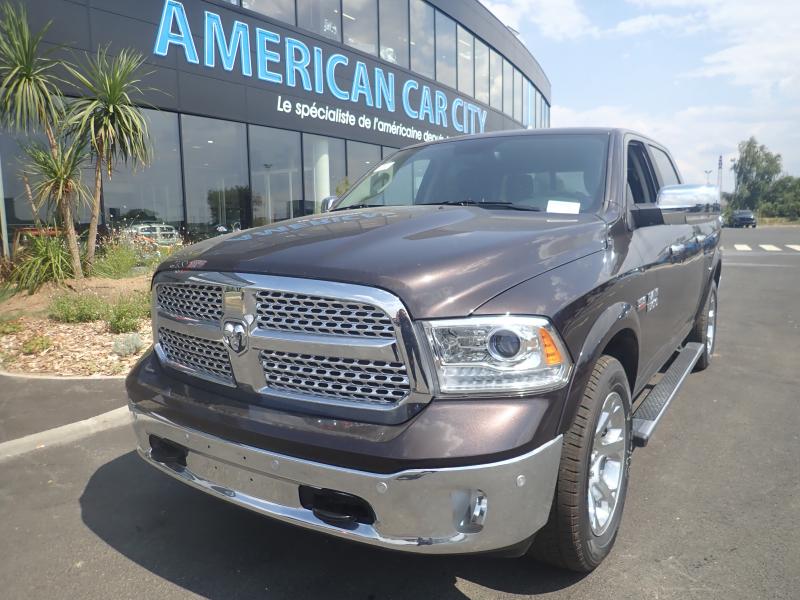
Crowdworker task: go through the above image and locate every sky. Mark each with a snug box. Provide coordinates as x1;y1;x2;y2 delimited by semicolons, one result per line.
481;0;800;191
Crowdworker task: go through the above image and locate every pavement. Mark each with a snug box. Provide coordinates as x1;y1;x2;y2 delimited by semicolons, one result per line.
0;226;798;599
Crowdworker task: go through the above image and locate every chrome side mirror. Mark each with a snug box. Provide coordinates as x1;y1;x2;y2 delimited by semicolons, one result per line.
657;184;720;224
322;196;338;212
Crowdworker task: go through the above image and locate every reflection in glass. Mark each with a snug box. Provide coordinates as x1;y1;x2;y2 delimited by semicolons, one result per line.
181;115;249;240
249;125;302;226
435;11;456;88
242;0;295;25
534;89;542;128
410;0;434;79
103;109;183;231
489;49;502;110
379;0;408;68
1;129;49;237
457;26;474;97
513;69;523;123
503;59;513;116
523;79;530;127
303;134;346;213
298;0;341;41
347;141;381;184
474;39;489;104
343;0;378;55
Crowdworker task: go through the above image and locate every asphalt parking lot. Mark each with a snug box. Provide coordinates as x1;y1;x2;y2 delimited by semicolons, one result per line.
1;226;798;600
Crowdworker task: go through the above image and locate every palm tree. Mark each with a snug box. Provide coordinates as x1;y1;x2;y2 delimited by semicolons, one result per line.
23;138;89;278
67;47;151;270
0;2;66;226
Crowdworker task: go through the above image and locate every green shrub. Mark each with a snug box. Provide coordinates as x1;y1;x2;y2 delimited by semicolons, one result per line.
112;332;146;356
106;291;150;333
22;334;52;355
0;319;23;335
48;293;109;323
92;241;139;278
9;235;74;293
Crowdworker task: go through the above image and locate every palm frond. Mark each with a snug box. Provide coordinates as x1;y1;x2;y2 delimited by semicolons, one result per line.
23;136;90;213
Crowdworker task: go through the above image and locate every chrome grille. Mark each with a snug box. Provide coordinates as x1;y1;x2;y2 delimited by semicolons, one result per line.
157;283;224;322
255;290;395;338
260;350;410;405
158;327;233;383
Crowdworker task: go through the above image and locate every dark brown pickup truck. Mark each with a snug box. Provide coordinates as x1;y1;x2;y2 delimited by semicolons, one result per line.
127;128;722;571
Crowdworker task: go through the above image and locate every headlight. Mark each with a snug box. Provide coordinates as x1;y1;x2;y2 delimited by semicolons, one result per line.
422;316;572;395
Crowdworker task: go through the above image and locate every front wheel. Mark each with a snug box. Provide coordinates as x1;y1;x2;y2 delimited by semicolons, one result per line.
529;356;632;572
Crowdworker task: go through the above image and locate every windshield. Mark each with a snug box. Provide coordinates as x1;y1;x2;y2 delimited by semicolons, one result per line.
335;134;609;214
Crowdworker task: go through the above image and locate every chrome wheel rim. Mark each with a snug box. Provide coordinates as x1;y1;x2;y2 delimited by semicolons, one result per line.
588;391;627;536
706;291;716;355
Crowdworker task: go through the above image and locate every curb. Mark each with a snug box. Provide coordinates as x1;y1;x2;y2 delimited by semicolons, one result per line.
0;369;126;381
0;406;131;462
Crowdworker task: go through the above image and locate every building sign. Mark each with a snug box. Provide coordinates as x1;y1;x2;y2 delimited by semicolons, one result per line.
153;0;489;143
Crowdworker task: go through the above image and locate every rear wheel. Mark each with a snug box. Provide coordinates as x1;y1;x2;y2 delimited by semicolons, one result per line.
530;356;632;572
690;281;717;371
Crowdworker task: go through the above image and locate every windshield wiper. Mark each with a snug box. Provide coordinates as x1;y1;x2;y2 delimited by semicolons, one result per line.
331;203;386;211
427;200;541;211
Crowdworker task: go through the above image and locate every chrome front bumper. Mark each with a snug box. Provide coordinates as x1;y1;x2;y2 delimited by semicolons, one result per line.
130;407;562;554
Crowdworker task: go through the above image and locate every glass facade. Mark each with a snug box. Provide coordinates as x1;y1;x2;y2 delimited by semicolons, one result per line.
297;0;341;41
303;134;346;212
513;68;523;123
489;49;503;111
104;109;183;231
379;0;408;68
457;25;474;97
410;0;435;80
502;59;513;116
249;125;302;226
346;141;381;184
181;115;249;240
242;0;295;25
474;39;489;105
343;0;378;56
435;11;456;89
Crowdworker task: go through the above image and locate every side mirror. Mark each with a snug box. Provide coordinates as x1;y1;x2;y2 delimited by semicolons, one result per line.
657;184;720;224
321;196;338;212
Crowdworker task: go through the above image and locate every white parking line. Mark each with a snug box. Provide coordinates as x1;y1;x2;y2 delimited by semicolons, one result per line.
787;245;800;252
734;244;752;251
759;244;781;252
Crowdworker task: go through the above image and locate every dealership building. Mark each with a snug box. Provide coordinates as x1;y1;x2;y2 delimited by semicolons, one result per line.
1;0;551;248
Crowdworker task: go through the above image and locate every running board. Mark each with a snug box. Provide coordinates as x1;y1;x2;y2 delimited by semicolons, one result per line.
632;342;704;447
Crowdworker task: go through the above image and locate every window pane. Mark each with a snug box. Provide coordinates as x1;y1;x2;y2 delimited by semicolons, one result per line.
513;69;523;122
1;129;48;246
410;0;434;79
343;0;378;55
242;0;295;25
522;79;530;127
347;141;381;183
489;49;502;110
303;134;346;213
435;11;456;88
650;147;681;187
456;25;473;97
181;115;249;240
298;0;341;41
474;39;489;104
502;59;513;116
534;89;541;128
249;125;302;226
379;0;408;68
104;109;183;232
381;146;399;159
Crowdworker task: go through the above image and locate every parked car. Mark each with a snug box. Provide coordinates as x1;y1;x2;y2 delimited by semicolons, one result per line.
729;209;757;228
127;128;721;572
124;223;181;246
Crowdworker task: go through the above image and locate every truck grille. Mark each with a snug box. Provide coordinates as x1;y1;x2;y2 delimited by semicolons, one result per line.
158;327;233;383
157;283;224;322
255;290;395;338
260;350;410;405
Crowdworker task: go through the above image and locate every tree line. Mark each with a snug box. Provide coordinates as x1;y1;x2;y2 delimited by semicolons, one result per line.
728;137;799;220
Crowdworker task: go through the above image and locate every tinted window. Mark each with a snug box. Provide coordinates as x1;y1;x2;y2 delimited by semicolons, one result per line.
379;0;408;68
627;142;657;205
298;0;341;41
410;0;434;79
650;146;681;187
489;49;502;110
457;25;474;97
104;109;183;231
303;134;346;212
435;11;456;88
242;0;294;25
181;115;249;240
343;0;378;55
474;39;489;104
338;134;609;214
249;125;302;226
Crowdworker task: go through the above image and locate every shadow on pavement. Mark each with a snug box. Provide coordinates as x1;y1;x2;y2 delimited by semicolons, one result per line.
80;452;586;599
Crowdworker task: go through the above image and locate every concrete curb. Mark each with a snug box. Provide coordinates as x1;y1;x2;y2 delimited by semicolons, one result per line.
0;406;130;462
0;369;126;380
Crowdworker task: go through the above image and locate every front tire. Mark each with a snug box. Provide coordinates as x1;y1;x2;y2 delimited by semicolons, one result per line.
530;356;632;572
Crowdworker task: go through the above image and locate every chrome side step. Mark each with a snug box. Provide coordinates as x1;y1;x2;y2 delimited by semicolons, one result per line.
632;342;704;447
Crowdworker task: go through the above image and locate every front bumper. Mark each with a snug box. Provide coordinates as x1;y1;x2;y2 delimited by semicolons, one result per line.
130;406;562;554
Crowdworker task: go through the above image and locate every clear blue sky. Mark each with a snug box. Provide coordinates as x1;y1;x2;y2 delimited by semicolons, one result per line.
482;0;800;190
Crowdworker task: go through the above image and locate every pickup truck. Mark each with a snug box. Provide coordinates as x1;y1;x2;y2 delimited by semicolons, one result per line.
127;128;722;572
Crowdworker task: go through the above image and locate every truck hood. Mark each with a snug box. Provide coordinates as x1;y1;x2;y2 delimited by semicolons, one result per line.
159;206;607;319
